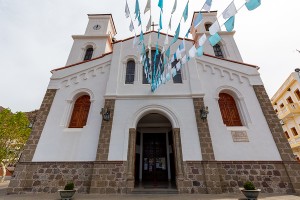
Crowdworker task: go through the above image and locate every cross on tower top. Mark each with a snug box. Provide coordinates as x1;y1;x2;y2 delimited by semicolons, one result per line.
151;22;158;31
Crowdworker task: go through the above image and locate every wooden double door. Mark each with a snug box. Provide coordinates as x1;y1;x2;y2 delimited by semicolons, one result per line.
142;133;168;183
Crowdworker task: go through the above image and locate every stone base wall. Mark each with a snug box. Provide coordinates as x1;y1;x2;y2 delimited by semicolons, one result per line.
180;161;296;194
89;161;127;194
7;162;94;194
8;161;297;195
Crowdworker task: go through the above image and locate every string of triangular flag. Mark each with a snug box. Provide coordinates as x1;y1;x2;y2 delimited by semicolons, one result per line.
125;0;261;92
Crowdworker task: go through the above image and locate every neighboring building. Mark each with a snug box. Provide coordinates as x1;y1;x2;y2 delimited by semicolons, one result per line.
7;12;300;195
271;72;300;161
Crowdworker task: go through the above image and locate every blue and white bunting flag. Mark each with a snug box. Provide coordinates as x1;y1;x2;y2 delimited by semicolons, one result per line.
224;16;235;32
125;1;130;18
144;0;151;14
188;45;197;58
198;34;207;46
129;20;134;32
194;12;203;28
245;0;261;11
172;0;177;14
209;20;220;35
208;33;221;46
183;1;189;22
222;1;237;19
203;0;212;12
158;0;163;12
135;0;140;19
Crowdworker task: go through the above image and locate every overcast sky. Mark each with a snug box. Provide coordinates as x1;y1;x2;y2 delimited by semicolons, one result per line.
1;0;300;112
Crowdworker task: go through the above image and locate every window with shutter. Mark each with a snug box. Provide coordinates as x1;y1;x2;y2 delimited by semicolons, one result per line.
69;95;91;128
125;60;135;84
218;93;242;126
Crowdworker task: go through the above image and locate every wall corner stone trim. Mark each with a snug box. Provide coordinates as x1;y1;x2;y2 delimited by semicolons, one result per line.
19;89;57;162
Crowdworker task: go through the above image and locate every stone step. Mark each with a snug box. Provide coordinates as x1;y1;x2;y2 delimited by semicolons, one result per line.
131;188;178;194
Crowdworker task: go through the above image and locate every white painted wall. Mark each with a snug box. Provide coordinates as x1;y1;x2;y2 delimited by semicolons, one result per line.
32;57;111;161
108;98;202;161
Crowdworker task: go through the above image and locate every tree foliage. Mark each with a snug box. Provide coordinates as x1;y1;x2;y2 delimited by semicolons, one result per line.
0;108;31;182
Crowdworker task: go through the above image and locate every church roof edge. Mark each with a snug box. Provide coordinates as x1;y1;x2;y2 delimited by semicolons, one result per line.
51;52;113;73
203;53;259;69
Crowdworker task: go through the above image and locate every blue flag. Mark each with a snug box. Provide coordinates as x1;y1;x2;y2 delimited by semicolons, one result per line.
140;30;144;43
196;46;203;57
185;28;190;38
224;16;235;32
135;0;140;19
193;12;203;28
208;33;221;47
245;0;261;11
158;0;163;12
137;13;141;26
172;23;180;44
183;1;189;22
159;12;163;30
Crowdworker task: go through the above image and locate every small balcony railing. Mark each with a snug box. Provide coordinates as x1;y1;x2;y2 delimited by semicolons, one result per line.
278;103;300;119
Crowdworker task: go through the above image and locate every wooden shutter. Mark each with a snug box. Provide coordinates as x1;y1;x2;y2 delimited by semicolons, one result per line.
69;95;91;128
218;93;242;126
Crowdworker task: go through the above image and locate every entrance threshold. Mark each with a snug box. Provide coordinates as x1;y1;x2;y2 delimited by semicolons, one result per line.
132;181;178;194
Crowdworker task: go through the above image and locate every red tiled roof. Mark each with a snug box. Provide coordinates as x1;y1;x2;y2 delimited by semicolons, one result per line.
203;53;258;68
51;52;113;72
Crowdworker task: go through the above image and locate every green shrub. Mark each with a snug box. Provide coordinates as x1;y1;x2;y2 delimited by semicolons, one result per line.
64;182;74;190
243;181;256;190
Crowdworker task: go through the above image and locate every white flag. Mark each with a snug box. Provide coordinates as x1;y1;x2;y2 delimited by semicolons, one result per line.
182;55;187;64
164;34;169;45
176;62;181;71
171;0;177;14
176;49;182;59
209;20;220;35
168;16;172;30
167;63;172;70
129;20;134;32
222;1;237;19
198;34;207;46
144;0;151;14
125;1;130;18
203;0;212;12
188;45;197;58
146;17;151;31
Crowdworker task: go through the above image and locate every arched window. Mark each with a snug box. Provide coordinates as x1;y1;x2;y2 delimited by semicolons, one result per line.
84;47;94;61
125;60;135;84
143;50;163;84
205;23;212;31
218;93;242;126
172;59;182;83
69;95;91;128
213;44;224;58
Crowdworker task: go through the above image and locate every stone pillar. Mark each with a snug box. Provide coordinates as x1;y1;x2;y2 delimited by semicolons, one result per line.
253;85;300;194
95;99;115;161
193;98;222;194
126;128;137;192
19;89;57;162
172;128;184;181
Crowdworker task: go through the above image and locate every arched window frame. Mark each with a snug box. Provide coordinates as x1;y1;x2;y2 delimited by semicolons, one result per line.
204;22;212;31
81;43;96;61
213;43;224;58
61;89;95;129
84;47;94;61
215;86;252;127
68;95;91;128
125;60;136;84
218;93;243;126
143;49;164;84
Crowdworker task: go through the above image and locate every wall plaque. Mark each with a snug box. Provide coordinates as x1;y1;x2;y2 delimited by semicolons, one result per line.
231;131;249;142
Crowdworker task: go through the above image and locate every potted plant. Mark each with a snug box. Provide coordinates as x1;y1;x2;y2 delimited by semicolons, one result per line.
240;181;261;199
58;182;76;200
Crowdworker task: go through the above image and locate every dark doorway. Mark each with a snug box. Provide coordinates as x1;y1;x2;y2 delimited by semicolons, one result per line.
142;133;168;184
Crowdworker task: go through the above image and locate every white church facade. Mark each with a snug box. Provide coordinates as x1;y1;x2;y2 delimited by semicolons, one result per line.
8;12;300;194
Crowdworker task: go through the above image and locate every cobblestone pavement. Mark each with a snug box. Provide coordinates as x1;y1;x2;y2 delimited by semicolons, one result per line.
1;181;299;200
